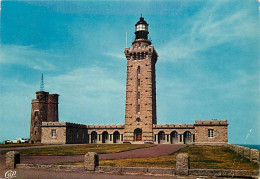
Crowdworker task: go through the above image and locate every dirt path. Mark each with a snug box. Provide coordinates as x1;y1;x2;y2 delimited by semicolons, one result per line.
100;144;185;160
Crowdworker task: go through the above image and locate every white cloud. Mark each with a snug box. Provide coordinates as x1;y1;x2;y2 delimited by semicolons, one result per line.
103;52;125;60
157;1;257;63
45;66;125;124
0;44;61;71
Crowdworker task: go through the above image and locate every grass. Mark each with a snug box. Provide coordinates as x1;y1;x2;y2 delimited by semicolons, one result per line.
100;145;259;170
0;143;43;148
0;144;155;156
61;145;259;170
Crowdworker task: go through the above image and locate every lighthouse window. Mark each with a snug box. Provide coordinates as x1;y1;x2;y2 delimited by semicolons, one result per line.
137;66;140;74
34;111;39;117
137;104;140;113
136;24;146;31
138;79;140;87
137;92;140;99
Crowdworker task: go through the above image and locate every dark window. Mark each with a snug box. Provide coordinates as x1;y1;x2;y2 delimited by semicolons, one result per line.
137;66;140;74
34;111;39;117
138;79;140;87
137;104;140;113
136;118;141;122
51;129;56;138
208;129;214;138
34;122;38;127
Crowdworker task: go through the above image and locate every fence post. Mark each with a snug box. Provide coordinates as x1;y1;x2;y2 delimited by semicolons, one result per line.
6;151;20;169
84;152;99;171
176;153;189;175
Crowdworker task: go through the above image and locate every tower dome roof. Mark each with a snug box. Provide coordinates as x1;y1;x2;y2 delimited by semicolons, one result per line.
135;17;148;26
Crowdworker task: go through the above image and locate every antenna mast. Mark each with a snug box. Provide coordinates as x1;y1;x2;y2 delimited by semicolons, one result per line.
126;32;128;47
40;73;45;91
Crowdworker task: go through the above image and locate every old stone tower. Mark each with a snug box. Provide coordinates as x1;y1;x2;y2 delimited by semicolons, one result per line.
30;89;59;143
124;17;158;143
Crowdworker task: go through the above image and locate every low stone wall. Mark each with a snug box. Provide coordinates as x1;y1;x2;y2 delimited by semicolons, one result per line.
16;164;85;172
226;144;260;164
7;151;260;178
189;169;259;177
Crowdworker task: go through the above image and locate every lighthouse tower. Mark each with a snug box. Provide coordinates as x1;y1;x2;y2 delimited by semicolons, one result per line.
124;17;158;143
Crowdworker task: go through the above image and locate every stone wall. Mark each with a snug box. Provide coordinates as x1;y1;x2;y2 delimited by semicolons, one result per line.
41;122;125;144
11;150;259;178
227;144;260;164
124;41;158;144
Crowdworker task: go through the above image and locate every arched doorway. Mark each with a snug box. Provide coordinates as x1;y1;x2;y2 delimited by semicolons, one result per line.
102;131;109;143
184;131;192;144
170;131;178;144
113;131;120;143
134;128;142;141
158;131;166;144
91;131;97;143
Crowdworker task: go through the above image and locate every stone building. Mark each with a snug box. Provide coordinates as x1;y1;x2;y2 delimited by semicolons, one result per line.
31;17;228;144
30;91;59;143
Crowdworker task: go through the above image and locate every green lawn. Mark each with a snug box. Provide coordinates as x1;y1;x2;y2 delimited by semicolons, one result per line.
0;143;43;148
100;145;259;170
0;144;155;156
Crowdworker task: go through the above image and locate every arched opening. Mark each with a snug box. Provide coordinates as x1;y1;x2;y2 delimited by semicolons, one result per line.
158;131;166;144
134;128;142;141
170;131;178;144
113;131;120;143
91;131;97;144
184;131;192;144
102;131;109;143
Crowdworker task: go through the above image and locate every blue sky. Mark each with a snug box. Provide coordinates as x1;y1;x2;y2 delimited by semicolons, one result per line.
0;0;259;144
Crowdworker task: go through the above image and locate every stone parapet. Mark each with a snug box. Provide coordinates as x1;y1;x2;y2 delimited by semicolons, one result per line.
195;120;228;126
41;122;87;128
87;125;124;129
153;124;194;129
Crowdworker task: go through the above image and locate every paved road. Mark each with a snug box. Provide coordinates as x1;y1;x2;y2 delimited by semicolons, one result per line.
101;144;185;160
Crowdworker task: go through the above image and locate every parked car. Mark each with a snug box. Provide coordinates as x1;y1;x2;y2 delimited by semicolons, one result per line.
3;138;29;144
3;140;13;144
17;138;29;143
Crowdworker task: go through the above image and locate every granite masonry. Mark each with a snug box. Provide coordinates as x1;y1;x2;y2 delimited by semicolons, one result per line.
30;17;228;145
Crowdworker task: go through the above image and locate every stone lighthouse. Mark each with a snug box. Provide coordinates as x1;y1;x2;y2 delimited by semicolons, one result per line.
124;17;158;143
